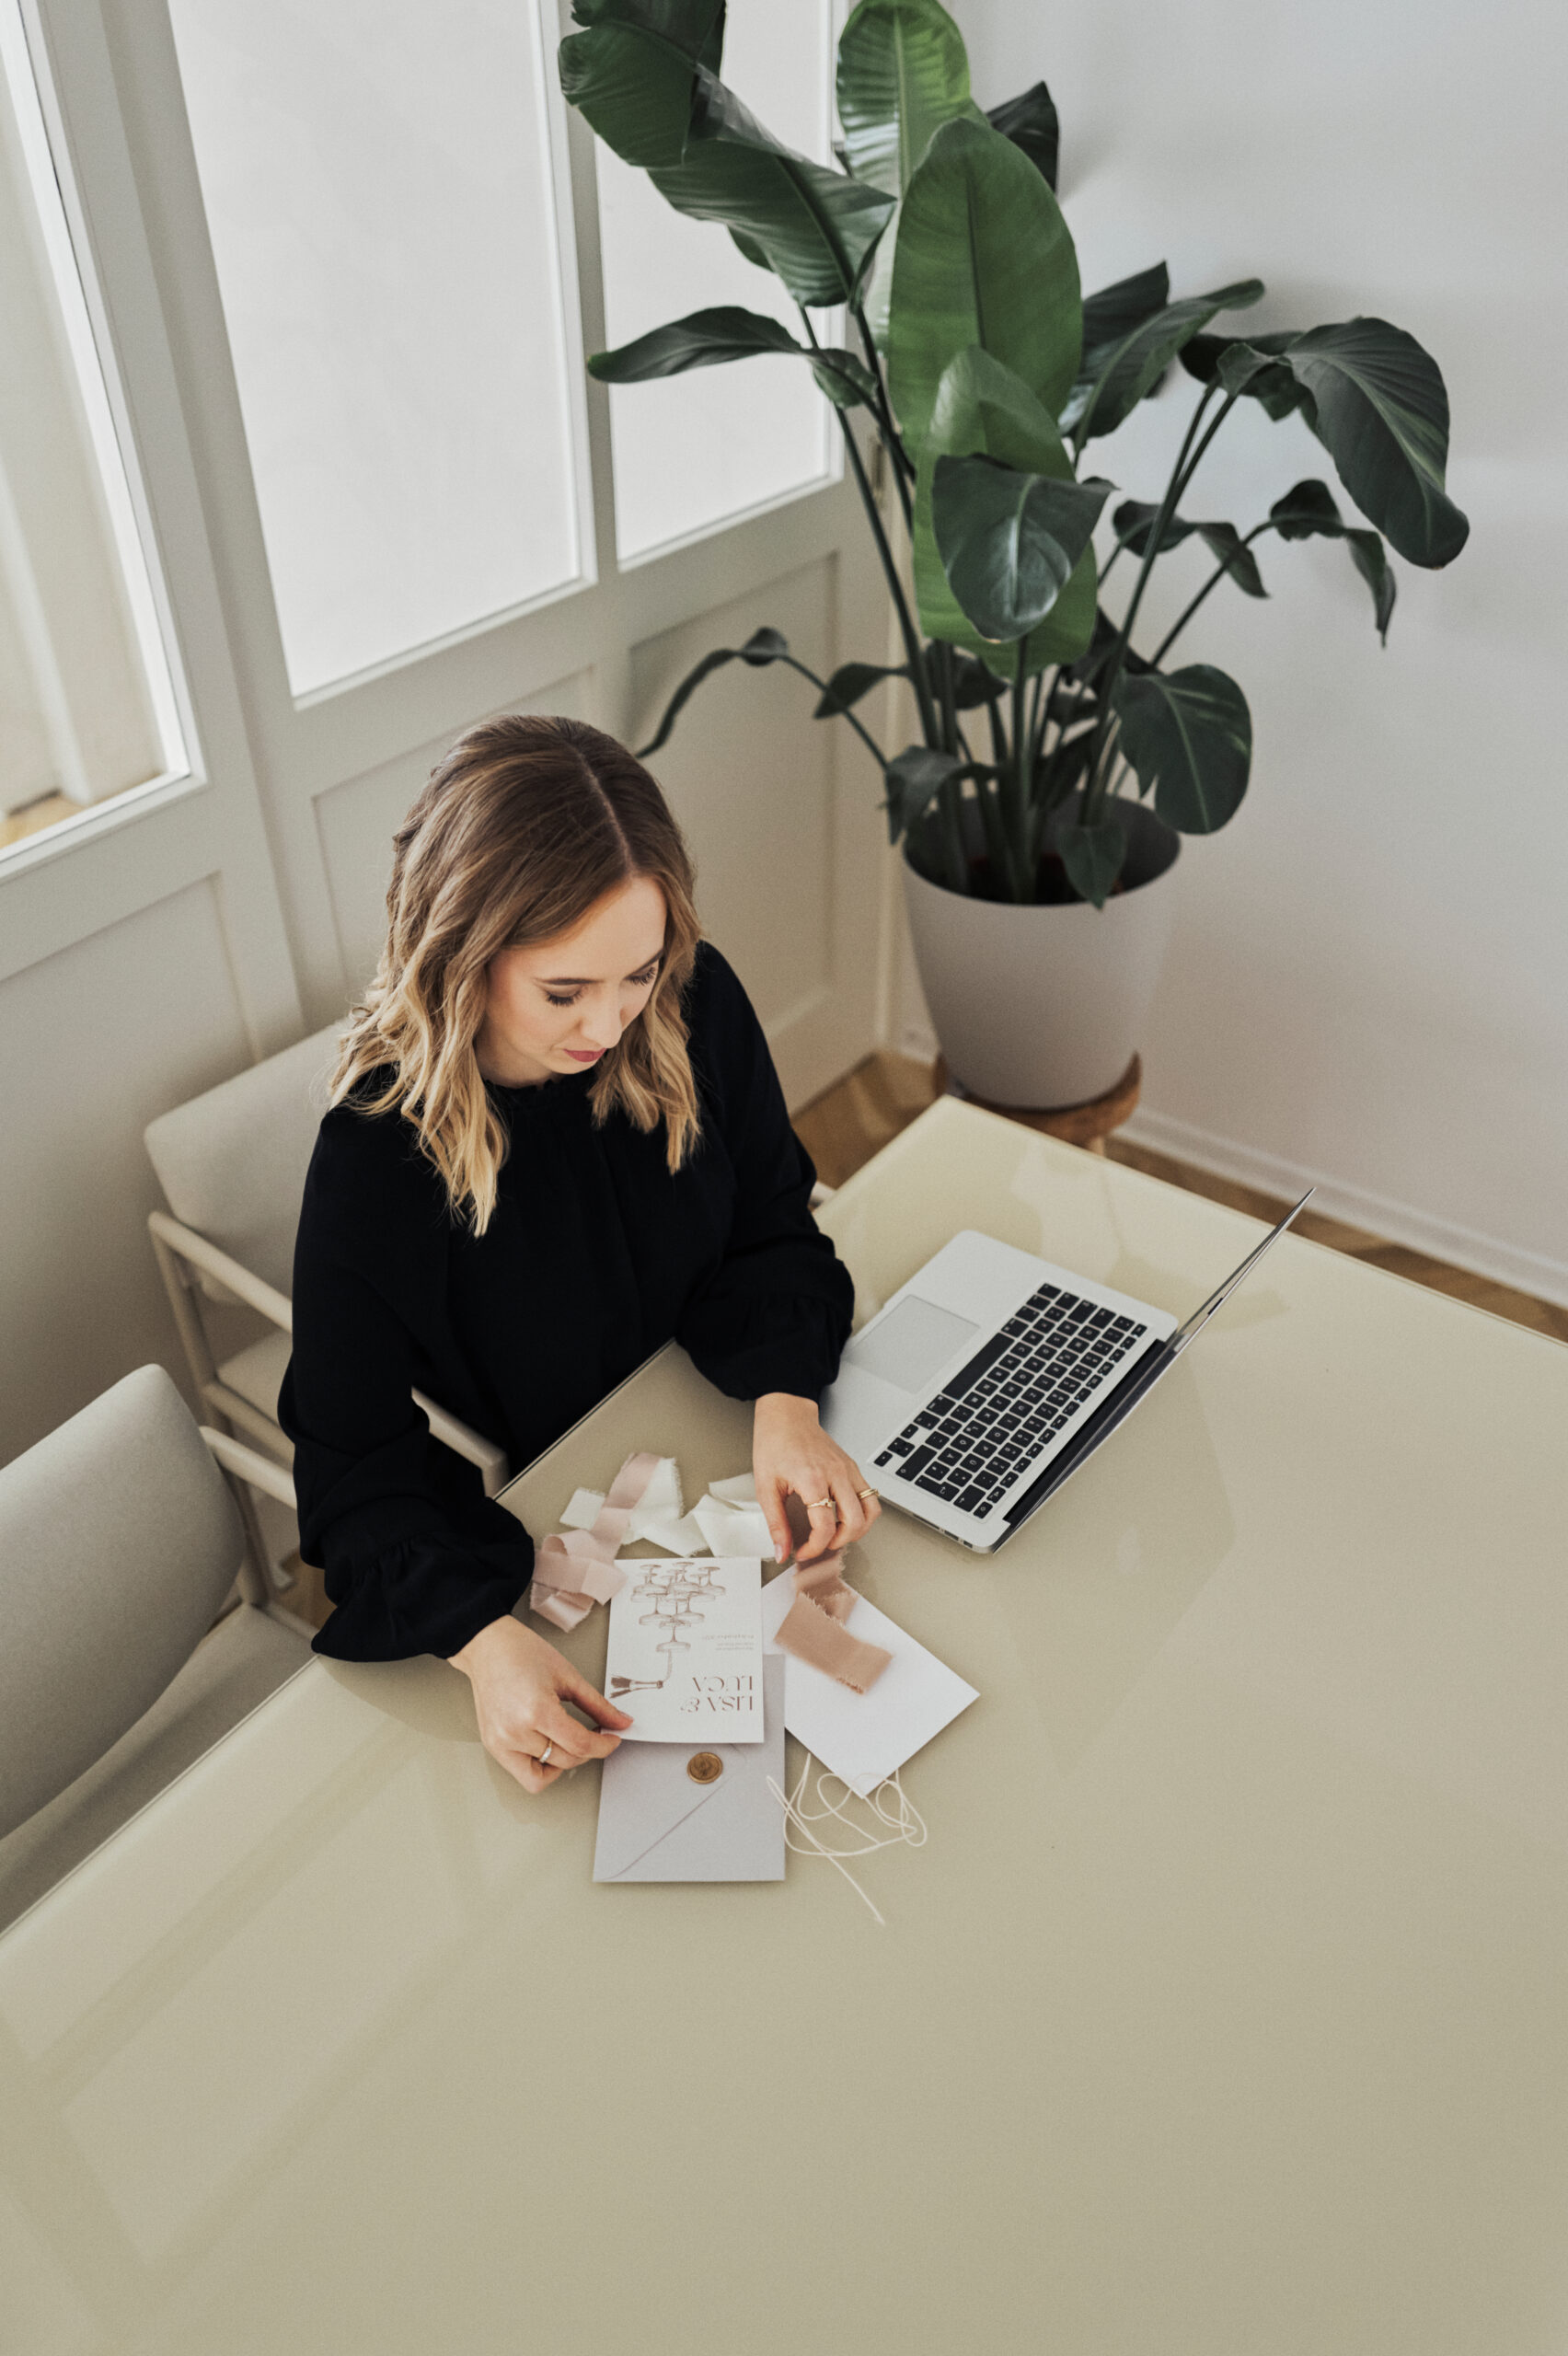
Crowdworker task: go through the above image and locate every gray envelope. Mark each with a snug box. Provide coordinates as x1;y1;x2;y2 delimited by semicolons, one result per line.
594;1654;786;1883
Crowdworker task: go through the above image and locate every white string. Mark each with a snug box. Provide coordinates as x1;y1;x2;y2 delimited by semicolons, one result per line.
766;1756;927;1928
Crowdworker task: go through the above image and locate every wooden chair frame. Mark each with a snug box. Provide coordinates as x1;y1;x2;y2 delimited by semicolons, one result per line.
150;1208;509;1592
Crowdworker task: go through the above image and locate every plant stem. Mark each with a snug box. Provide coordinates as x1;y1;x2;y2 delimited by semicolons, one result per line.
934;639;959;757
1005;662;1031;900
1031;666;1060;779
986;681;1009;779
976;684;1024;897
1147;522;1273;668
1081;382;1235;822
767;649;891;773
841;414;940;744
850;303;917;487
801;308;938;747
934;778;969;892
847;300;916;537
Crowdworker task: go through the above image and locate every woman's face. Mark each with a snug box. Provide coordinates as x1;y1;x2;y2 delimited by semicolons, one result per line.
477;875;669;1087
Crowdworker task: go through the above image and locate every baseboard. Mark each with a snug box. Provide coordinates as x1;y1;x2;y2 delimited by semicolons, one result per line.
1122;1107;1568;1313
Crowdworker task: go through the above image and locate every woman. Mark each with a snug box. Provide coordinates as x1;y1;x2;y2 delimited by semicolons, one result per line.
281;715;879;1796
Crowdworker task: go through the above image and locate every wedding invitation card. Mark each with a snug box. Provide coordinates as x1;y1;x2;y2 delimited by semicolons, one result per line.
605;1557;765;1743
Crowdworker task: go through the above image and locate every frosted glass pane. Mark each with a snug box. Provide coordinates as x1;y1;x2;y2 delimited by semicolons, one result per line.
0;0;184;860
167;0;584;698
598;0;840;563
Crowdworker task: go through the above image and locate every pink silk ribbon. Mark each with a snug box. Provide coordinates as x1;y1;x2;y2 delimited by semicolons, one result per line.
774;1553;893;1693
526;1449;664;1632
527;1462;893;1699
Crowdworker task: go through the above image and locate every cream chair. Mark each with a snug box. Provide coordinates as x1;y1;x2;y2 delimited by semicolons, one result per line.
0;1366;314;1933
144;1026;508;1536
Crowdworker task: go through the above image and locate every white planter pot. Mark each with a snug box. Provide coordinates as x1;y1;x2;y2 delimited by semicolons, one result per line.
902;801;1181;1108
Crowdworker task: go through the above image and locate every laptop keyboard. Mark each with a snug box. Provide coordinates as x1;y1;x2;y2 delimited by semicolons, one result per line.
873;1283;1149;1518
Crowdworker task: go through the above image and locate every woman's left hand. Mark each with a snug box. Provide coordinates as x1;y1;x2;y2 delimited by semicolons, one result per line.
754;1392;881;1565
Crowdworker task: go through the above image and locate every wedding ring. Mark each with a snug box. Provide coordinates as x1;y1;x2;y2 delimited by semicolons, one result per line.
857;1487;879;1500
537;1738;554;1767
806;1496;836;1512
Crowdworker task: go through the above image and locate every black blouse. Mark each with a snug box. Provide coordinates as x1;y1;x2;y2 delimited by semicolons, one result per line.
279;942;854;1662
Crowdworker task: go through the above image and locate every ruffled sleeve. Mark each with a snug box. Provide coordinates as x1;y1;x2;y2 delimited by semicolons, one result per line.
279;1105;532;1661
675;945;855;1401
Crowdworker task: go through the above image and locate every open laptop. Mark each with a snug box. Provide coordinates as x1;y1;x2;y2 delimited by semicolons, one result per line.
821;1192;1312;1553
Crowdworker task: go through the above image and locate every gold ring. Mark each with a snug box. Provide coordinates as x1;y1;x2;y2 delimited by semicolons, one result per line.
857;1487;879;1500
806;1496;836;1512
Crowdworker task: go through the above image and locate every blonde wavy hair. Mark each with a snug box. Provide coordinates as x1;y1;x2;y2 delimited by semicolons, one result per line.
333;715;702;1232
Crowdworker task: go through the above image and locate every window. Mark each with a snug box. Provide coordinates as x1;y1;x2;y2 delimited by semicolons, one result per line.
0;4;184;860
595;0;842;563
166;0;592;699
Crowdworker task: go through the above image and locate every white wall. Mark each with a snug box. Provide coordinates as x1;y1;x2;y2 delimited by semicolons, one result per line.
937;0;1568;1303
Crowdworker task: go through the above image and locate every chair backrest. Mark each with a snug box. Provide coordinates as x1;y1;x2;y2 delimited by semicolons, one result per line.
144;1022;342;1295
0;1366;244;1842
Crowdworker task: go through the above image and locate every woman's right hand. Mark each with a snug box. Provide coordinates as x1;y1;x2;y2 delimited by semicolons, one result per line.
448;1614;632;1794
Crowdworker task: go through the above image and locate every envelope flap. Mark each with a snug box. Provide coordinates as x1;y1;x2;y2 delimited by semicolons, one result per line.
594;1746;732;1882
594;1656;786;1883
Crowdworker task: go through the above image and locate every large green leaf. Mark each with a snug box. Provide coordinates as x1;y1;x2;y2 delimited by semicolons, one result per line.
570;0;724;72
1275;319;1468;568
1112;499;1266;598
814;658;908;717
886;115;1081;449
911;346;1097;674
1183;328;1305;420
1113;664;1251;833
650;73;894;306
1067;280;1264;444
636;626;791;756
986;81;1058;188
1048;806;1125;907
558;19;698;167
590;305;798;375
1268;479;1395;641
1061;262;1169;422
932;456;1111;640
884;744;967;842
836;0;974;194
586;306;876;408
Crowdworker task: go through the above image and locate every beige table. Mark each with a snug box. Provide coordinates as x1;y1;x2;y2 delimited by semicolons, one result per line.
4;1097;1567;2356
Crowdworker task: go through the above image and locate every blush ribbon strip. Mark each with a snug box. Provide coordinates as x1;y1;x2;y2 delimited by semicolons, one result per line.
773;1553;894;1694
529;1459;894;1696
527;1449;663;1633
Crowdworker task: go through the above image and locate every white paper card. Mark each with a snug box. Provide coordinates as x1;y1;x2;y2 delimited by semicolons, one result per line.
761;1573;978;1796
606;1557;766;1743
560;1487;605;1530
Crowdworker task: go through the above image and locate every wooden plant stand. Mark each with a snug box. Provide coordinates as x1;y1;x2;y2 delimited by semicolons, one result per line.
931;1052;1142;1157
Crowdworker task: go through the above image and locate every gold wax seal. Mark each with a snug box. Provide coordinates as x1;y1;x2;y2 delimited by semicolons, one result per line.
686;1750;724;1784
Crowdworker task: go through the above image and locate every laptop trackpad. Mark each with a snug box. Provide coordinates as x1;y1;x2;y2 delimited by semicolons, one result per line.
843;1295;979;1395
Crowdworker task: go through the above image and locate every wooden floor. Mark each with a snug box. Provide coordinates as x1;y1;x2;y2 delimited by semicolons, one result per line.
793;1050;1568;1346
0;792;79;849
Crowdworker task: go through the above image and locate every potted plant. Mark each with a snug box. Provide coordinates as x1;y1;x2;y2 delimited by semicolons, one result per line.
559;0;1469;1107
